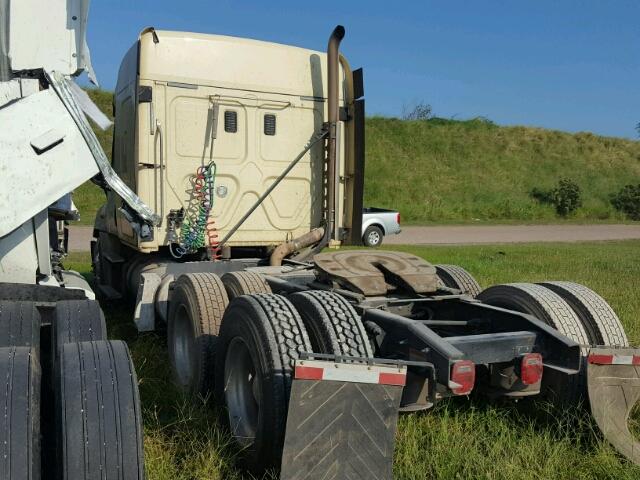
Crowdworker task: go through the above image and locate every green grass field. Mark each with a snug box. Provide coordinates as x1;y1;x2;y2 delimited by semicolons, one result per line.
65;240;640;479
74;90;640;226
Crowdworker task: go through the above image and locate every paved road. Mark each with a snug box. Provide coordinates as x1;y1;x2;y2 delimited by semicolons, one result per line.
67;224;640;252
384;224;640;245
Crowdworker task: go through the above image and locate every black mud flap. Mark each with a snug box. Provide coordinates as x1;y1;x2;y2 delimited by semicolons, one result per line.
280;359;406;480
588;348;640;465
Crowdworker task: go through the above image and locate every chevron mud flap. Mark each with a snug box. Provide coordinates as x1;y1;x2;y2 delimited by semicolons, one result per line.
280;359;406;480
588;348;640;465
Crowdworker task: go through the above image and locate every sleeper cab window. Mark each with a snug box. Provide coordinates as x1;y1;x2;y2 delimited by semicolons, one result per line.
264;114;276;136
224;110;238;133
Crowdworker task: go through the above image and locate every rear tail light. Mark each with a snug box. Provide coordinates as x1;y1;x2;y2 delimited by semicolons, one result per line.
396;212;401;224
450;360;475;395
520;353;543;385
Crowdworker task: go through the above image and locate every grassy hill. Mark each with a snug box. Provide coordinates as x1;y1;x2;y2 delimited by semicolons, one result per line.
366;117;640;223
75;90;640;225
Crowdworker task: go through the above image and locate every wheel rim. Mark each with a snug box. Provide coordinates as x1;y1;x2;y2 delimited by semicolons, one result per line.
172;304;196;388
368;230;380;246
224;337;261;447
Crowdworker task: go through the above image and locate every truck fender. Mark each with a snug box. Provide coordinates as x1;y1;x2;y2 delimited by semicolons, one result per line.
361;218;385;236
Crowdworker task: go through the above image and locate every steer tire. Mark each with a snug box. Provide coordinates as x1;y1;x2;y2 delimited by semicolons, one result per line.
0;301;40;348
290;290;373;358
478;283;589;404
53;300;107;350
221;271;272;300
363;225;384;247
215;293;312;474
435;264;482;297
167;273;229;397
539;281;628;347
57;340;144;480
0;347;40;480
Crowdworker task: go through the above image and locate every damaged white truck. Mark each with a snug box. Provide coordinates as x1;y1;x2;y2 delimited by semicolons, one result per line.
0;1;145;479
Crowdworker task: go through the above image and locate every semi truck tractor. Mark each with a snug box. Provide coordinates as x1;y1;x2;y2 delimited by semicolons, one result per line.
87;24;640;479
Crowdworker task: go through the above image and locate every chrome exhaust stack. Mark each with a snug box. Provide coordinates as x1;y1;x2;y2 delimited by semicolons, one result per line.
325;25;345;244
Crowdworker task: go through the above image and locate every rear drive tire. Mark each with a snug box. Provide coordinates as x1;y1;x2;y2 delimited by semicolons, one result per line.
477;283;590;345
0;347;41;480
221;271;272;300
56;340;144;480
167;273;229;396
435;264;482;297
363;225;384;247
0;301;40;348
215;294;312;473
539;281;628;347
290;290;373;358
478;283;589;403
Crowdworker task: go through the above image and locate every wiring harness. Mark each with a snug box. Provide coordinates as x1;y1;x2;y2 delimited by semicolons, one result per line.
170;161;220;260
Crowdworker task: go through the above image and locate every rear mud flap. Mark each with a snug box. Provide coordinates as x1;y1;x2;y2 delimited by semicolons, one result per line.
588;348;640;465
280;359;406;480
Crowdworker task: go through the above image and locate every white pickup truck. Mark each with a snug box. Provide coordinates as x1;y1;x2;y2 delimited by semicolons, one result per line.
361;207;401;247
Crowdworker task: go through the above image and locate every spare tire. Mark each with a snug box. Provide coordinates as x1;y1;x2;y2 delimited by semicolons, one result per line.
435;264;482;297
167;273;229;396
0;301;40;348
290;290;372;358
0;347;41;480
539;281;628;347
56;340;144;480
221;271;272;300
215;293;312;473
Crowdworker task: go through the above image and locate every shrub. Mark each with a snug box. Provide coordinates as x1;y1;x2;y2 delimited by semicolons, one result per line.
611;184;640;220
530;178;582;217
402;102;433;121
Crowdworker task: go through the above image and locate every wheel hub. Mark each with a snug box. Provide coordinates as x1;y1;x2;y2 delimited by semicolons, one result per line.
225;337;261;447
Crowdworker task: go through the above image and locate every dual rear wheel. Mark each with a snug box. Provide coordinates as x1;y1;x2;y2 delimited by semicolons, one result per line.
166;271;373;473
478;282;627;403
478;282;627;348
0;299;144;480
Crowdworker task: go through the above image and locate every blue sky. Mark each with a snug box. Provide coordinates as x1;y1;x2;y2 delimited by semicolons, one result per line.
86;1;639;139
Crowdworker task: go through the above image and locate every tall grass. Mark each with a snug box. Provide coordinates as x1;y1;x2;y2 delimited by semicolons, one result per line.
64;240;640;479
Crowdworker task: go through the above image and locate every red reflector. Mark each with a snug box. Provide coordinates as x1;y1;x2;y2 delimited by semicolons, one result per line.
451;360;475;395
588;354;614;365
520;353;543;385
295;366;324;380
396;212;401;224
378;372;406;386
